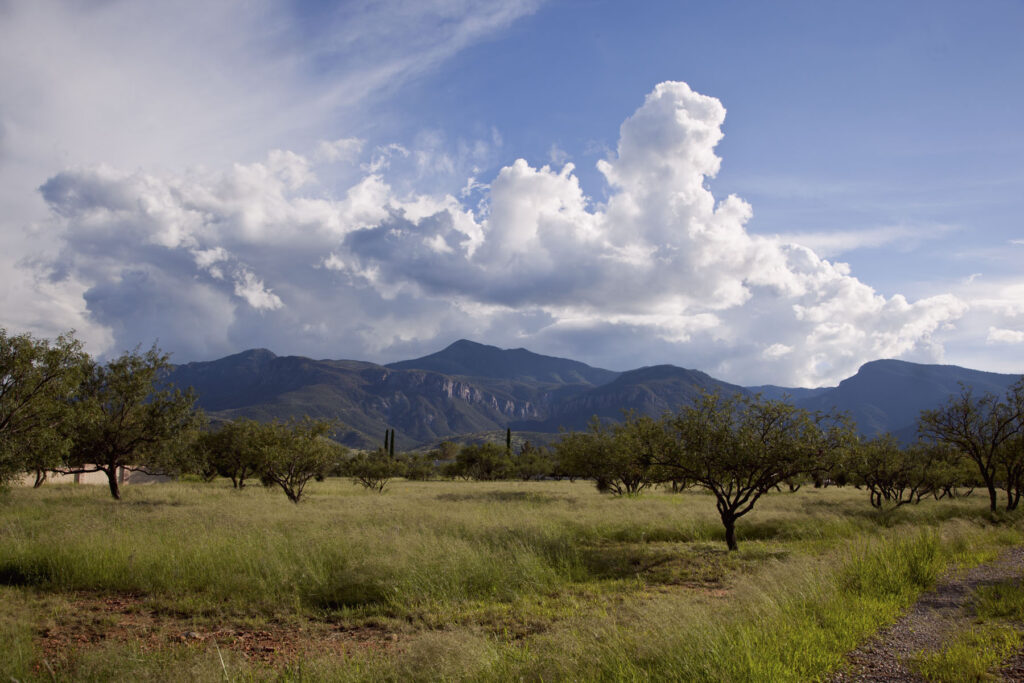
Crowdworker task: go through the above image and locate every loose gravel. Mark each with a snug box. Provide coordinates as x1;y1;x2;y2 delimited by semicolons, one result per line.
832;545;1024;682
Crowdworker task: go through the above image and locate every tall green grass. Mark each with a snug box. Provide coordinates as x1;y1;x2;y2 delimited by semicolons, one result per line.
0;480;1019;681
0;481;884;616
280;524;1016;682
909;564;1024;681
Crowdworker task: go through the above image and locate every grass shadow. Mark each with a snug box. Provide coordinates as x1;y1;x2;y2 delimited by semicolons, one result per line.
575;542;783;586
435;491;570;505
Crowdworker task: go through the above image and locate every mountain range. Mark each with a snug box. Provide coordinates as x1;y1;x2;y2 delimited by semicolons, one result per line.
166;340;1022;450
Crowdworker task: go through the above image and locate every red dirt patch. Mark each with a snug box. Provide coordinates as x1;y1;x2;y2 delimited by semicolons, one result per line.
36;593;399;664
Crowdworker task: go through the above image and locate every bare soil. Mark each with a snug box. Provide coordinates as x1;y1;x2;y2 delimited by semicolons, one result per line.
35;594;399;665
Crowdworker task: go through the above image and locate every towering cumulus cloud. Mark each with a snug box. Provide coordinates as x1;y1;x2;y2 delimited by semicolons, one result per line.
36;82;966;385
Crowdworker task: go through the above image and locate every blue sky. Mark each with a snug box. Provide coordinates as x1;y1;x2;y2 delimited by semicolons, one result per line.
1;0;1022;386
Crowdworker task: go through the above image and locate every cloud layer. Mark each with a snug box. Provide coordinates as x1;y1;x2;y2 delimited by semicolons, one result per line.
29;81;984;386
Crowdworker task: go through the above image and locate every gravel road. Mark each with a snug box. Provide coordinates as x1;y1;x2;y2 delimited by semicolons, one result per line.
831;545;1024;682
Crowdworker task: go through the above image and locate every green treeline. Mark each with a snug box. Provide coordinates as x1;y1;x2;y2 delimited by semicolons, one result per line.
3;328;1024;549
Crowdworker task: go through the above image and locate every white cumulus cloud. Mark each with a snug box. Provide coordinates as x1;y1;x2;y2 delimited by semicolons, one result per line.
25;81;982;385
988;327;1024;344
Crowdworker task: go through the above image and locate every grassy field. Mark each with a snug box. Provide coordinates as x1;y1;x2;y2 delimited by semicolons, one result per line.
1;479;1021;681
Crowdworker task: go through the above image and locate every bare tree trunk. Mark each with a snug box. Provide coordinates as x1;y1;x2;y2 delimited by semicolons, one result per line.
721;512;738;551
986;481;999;512
32;469;47;488
1008;487;1021;511
106;468;121;500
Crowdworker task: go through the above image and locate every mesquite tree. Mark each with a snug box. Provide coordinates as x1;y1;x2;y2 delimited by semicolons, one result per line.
0;329;89;488
846;435;959;508
919;381;1024;512
660;393;853;550
62;345;203;499
198;419;269;488
345;448;405;492
259;418;346;503
554;415;666;495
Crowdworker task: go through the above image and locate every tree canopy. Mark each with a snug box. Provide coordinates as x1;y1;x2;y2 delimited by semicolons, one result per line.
658;393;853;550
258;418;346;503
919;379;1024;512
63;345;204;499
0;330;89;488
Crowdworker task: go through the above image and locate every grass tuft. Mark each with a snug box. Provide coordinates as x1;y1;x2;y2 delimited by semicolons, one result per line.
911;625;1022;682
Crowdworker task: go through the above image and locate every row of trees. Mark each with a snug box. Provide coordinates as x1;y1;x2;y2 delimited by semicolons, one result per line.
0;329;350;503
548;380;1024;549
5;328;1024;546
555;394;854;550
920;383;1024;512
0;330;203;499
196;418;347;502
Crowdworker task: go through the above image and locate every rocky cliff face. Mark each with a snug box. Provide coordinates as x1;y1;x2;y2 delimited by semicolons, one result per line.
169;352;562;449
367;368;545;420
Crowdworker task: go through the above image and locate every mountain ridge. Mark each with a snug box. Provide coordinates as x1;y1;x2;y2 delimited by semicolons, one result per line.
166;343;1022;449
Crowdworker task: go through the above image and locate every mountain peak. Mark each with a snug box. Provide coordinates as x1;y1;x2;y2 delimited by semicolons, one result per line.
387;339;617;386
238;347;277;359
224;348;278;364
442;339;498;353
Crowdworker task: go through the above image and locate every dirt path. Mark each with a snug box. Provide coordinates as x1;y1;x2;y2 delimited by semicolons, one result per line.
832;546;1024;682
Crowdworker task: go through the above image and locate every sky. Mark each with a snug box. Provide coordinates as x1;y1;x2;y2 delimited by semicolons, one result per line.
1;0;1022;388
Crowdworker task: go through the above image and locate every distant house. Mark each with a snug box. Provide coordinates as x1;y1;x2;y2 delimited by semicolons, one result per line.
16;467;171;487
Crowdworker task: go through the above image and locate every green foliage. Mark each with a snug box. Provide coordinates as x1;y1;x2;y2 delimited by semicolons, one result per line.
346;448;405;491
445;442;515;480
0;329;88;488
195;419;270;488
431;440;459;461
554;414;665;495
846;436;963;508
64;344;204;499
920;379;1024;511
660;392;855;549
400;451;439;481
259;418;346;503
514;440;553;480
